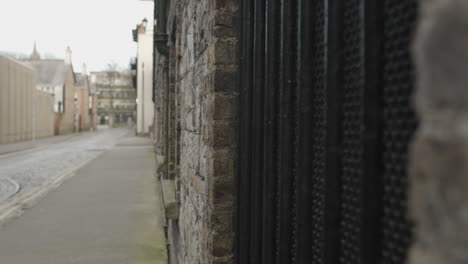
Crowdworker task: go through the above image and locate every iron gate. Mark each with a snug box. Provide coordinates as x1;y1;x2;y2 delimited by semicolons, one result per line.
237;0;418;263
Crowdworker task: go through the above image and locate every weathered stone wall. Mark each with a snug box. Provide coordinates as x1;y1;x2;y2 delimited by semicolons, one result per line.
153;45;168;168
153;0;239;263
409;0;468;263
0;55;34;144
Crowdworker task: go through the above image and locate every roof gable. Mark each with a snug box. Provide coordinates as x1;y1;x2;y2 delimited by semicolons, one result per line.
24;59;71;86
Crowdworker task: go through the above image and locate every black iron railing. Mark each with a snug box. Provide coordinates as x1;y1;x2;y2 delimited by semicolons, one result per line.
237;1;418;263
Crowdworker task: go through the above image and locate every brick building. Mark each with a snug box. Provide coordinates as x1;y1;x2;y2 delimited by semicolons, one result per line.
26;47;78;135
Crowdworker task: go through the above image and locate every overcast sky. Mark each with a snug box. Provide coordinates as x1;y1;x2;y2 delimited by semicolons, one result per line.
0;0;153;72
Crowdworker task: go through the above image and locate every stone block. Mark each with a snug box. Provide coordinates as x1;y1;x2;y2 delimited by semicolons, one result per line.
211;231;234;258
215;39;238;65
214;93;238;120
214;12;237;38
213;120;237;148
210;210;234;234
215;0;238;12
162;179;179;220
214;69;238;93
211;255;234;264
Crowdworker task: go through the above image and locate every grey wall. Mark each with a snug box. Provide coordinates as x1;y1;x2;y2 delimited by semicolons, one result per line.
0;55;34;144
34;89;54;139
0;55;54;144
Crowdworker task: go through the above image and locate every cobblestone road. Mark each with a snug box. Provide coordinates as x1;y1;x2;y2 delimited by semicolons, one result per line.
0;128;130;205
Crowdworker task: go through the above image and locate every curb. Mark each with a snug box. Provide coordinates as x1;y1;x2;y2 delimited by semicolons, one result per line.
0;152;103;227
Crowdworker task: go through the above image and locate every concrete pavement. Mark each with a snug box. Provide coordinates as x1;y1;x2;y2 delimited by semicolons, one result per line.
0;135;167;264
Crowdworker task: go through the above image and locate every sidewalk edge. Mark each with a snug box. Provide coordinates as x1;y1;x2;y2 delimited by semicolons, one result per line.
0;152;103;227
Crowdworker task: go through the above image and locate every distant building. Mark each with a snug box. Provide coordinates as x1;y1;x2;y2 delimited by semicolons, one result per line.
88;72;98;131
90;71;136;127
25;47;77;135
133;19;154;135
74;64;91;132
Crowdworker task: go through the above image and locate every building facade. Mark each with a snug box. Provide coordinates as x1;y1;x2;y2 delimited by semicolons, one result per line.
133;19;154;135
90;71;136;127
148;1;468;264
25;47;77;135
74;65;91;132
88;77;98;131
33;89;54;139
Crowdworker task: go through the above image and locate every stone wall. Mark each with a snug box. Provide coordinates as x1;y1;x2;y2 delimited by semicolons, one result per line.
409;0;468;263
151;0;468;263
0;55;34;144
153;0;239;263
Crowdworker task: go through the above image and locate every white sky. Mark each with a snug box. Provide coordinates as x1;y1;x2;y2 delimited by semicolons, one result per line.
0;0;153;71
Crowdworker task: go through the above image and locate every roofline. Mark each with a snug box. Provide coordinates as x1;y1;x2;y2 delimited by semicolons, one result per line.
0;54;36;72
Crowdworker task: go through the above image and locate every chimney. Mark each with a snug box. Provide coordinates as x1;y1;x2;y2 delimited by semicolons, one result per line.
65;47;72;65
138;18;148;34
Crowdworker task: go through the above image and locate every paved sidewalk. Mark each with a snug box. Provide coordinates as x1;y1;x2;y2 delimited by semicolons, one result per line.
0;136;167;264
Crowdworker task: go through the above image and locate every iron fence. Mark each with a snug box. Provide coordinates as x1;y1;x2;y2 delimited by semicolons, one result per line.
237;1;418;263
